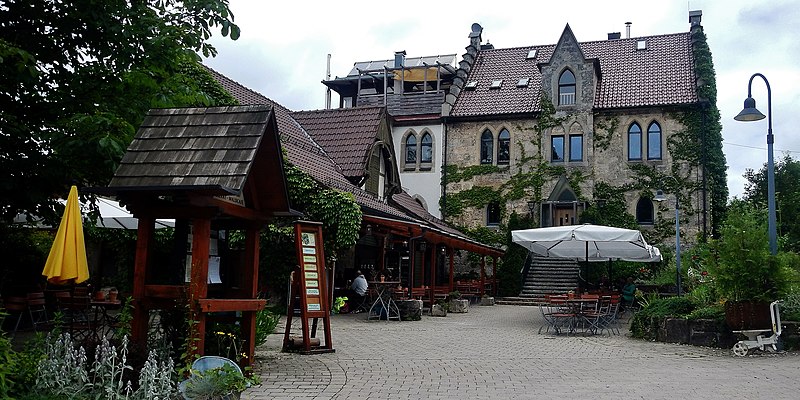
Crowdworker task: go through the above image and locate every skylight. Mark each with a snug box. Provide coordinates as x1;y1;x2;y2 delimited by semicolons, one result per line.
636;40;647;50
517;78;530;87
490;80;503;89
465;81;478;90
526;49;537;59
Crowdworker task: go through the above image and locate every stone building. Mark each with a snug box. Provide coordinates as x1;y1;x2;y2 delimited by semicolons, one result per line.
442;11;726;244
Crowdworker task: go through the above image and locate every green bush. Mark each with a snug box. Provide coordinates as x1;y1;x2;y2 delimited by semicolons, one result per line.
783;288;800;321
255;307;280;346
630;296;698;339
687;304;725;321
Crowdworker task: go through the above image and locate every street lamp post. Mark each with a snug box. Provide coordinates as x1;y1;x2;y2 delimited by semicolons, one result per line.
734;73;777;255
654;180;681;296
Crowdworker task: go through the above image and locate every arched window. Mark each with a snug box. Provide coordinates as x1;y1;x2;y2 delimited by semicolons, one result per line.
420;132;433;164
497;129;510;164
558;70;576;105
647;122;662;160
628;123;642;160
480;129;494;164
486;201;501;226
636;197;654;224
405;134;417;165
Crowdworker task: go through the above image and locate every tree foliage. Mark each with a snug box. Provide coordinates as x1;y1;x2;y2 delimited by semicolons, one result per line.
0;0;239;222
744;154;800;252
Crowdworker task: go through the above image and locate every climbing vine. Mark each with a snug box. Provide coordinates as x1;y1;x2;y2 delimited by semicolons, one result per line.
284;164;362;254
593;116;619;151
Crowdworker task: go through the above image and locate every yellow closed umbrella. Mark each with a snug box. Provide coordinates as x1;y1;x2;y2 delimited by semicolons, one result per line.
42;185;89;284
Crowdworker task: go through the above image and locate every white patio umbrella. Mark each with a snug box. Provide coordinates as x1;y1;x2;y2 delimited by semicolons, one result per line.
93;197;174;229
511;224;661;262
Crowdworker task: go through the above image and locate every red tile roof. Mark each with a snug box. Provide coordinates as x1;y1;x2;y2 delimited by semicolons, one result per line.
291;107;385;180
451;32;698;117
205;65;502;254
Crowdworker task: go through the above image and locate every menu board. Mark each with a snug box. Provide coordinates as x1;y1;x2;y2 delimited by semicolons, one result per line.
295;223;328;318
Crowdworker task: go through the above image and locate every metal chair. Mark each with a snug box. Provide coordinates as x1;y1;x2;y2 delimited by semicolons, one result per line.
26;291;50;332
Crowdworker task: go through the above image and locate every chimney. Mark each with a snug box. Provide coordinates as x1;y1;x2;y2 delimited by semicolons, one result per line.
469;23;483;49
625;22;632;38
689;10;702;26
394;50;406;94
608;32;621;40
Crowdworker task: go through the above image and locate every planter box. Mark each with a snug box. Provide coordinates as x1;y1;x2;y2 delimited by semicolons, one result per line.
397;299;422;321
725;301;772;330
430;304;447;317
449;299;469;313
480;296;495;306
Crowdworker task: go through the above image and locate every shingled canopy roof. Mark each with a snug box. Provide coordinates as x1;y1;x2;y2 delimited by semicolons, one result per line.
452;32;698;117
106;105;290;216
291;107;385;180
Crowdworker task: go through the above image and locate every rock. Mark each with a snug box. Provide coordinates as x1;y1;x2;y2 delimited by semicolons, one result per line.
449;299;469;313
480;296;495;306
431;304;447;317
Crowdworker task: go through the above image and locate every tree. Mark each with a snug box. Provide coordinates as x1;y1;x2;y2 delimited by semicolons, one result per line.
0;0;240;223
744;154;800;252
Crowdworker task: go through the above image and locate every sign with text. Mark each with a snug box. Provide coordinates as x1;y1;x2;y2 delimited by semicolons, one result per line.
293;222;329;318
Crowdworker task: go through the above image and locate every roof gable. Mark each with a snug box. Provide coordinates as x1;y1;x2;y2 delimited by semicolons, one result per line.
290;107;388;180
451;30;697;117
545;24;589;66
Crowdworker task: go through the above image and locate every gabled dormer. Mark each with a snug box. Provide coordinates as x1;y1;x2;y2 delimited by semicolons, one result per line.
538;24;600;111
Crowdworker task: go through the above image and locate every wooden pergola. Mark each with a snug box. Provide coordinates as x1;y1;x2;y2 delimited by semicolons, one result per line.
102;106;292;366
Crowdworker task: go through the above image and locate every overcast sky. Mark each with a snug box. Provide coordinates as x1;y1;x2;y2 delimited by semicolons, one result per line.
204;0;800;200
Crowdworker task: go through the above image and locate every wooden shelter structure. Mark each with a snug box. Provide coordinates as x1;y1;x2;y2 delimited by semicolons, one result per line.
100;105;292;366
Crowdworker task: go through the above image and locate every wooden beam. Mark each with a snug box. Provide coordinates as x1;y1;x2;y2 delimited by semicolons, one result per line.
144;284;185;299
189;218;211;358
197;299;267;312
131;217;153;351
448;246;454;292
240;226;260;367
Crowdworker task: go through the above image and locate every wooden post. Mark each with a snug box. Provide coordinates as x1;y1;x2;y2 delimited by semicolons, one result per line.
448;247;454;292
492;256;498;296
480;256;486;296
429;242;436;305
131;216;153;351
239;225;260;367
189;218;211;358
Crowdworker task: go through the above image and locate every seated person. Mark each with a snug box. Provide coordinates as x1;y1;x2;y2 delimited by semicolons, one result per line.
621;277;637;308
349;271;369;312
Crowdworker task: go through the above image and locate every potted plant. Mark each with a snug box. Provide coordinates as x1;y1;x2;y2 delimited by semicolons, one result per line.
431;298;448;317
480;294;495;306
182;362;259;400
707;201;790;330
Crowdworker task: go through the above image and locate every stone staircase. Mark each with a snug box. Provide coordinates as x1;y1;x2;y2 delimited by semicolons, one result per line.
519;254;579;300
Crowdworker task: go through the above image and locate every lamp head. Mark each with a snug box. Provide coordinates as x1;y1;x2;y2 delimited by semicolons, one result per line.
734;97;766;122
653;190;667;202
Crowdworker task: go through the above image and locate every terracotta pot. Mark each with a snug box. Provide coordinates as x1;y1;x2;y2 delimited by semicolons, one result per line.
108;290;119;302
725;301;771;330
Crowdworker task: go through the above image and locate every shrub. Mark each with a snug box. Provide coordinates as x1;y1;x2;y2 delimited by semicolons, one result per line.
630;296;698;339
255;307;280;346
687;304;725;321
783;288;800;321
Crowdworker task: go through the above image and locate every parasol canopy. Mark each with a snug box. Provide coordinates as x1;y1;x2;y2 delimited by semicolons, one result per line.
511;224;661;262
42;185;90;284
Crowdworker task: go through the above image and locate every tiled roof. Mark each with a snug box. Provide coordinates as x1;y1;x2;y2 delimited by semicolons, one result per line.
451;32;697;117
206;66;502;254
291;107;385;180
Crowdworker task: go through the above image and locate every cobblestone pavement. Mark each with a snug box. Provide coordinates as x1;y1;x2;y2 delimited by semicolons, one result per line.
244;305;800;399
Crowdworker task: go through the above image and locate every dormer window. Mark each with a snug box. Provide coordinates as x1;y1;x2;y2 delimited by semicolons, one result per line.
526;49;538;59
465;81;478;90
517;78;530;87
636;40;647;50
490;80;503;89
558;70;576;105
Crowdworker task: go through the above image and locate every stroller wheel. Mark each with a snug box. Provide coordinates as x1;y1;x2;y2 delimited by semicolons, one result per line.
732;342;749;357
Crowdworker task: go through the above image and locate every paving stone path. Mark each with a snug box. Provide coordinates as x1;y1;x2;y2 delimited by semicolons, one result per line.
244;305;800;399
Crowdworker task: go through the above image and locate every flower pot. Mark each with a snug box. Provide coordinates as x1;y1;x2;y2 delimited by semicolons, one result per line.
108;290;119;302
724;301;771;331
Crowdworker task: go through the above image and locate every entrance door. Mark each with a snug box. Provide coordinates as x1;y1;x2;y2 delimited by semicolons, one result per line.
556;207;575;226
